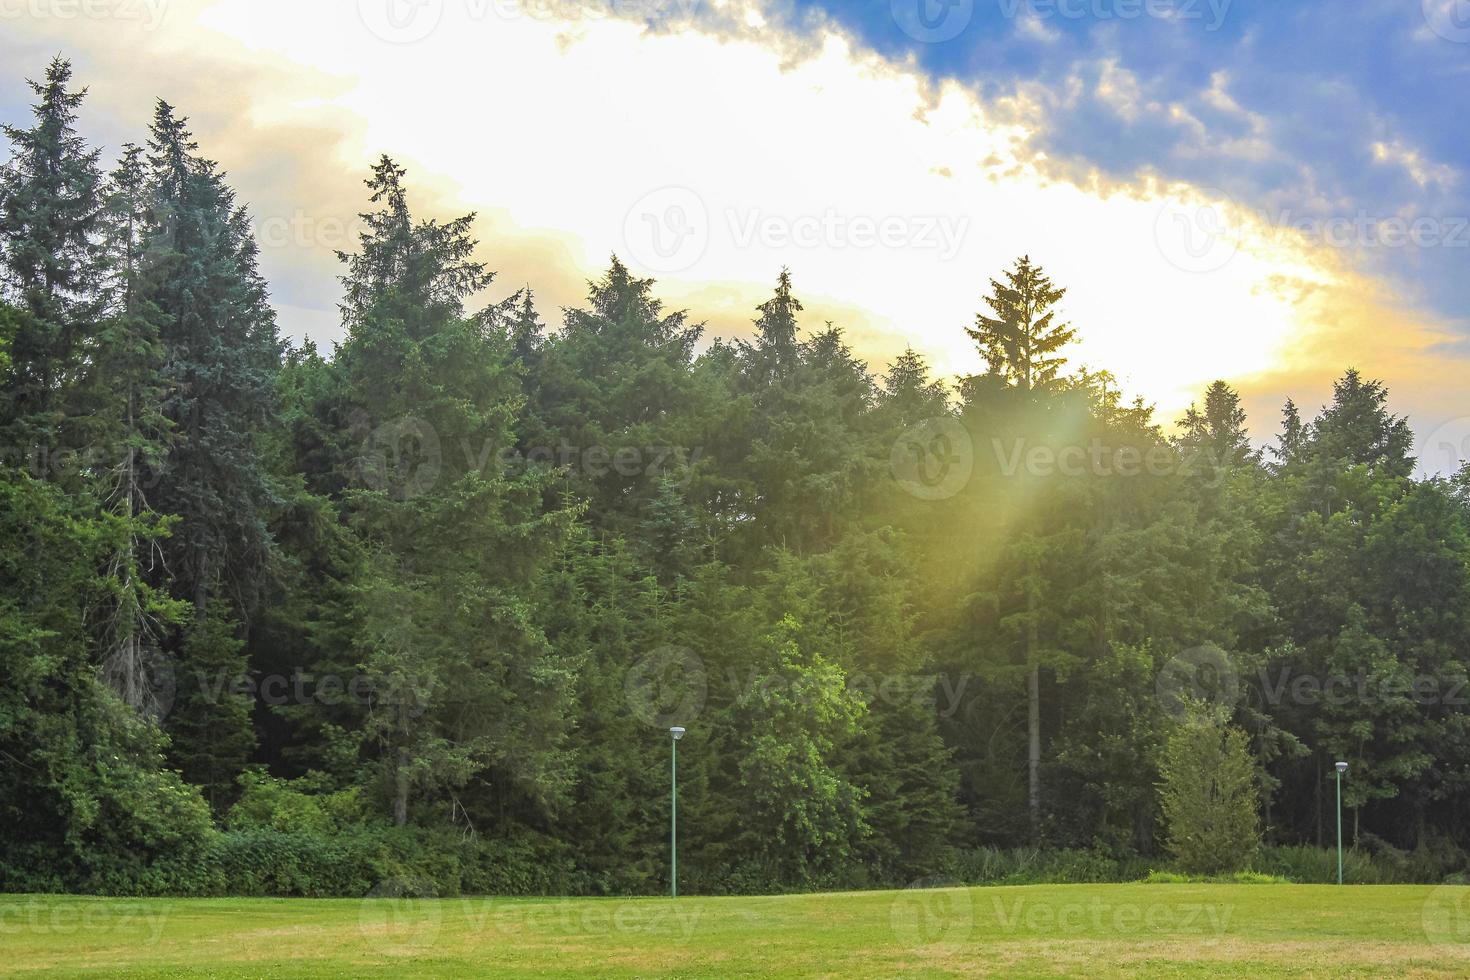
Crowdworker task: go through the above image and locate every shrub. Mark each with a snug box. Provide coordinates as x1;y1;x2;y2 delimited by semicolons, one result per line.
1157;708;1260;875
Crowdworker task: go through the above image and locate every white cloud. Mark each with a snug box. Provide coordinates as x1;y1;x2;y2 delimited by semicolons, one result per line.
0;0;1462;430
1371;138;1459;190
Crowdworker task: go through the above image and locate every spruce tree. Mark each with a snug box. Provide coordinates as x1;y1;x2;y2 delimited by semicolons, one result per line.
0;57;106;458
329;158;580;825
134;101;280;796
966;255;1075;391
141;100;282;618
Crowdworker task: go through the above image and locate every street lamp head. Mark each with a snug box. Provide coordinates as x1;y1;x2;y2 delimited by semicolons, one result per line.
670;726;685;740
1335;761;1349;773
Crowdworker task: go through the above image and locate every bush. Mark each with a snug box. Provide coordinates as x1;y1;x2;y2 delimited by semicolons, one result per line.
1158;709;1260;875
1143;869;1290;884
1254;845;1402;884
945;847;1152;886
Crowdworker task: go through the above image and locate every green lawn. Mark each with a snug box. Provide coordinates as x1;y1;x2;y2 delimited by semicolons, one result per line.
3;883;1468;977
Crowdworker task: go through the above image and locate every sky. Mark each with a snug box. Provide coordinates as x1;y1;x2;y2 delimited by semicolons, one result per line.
1;0;1466;470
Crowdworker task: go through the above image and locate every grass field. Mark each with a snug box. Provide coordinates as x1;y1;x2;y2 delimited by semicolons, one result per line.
4;883;1469;977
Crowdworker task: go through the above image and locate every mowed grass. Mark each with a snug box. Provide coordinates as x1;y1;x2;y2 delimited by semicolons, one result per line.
4;883;1469;978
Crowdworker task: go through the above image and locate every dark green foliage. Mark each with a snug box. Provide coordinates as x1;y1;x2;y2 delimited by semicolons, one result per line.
2;59;1469;899
1158;708;1261;875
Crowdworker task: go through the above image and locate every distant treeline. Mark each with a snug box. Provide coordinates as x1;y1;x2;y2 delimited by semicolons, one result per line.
2;58;1467;896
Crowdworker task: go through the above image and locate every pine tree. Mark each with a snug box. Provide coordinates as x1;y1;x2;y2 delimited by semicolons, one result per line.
876;347;950;429
141;100;282;618
328;158;580;825
963;257;1076;836
1272;399;1309;468
742;267;802;385
1176;381;1259;491
0;57;106;457
1311;368;1414;478
521;255;704;535
966;255;1075;391
86;143;181;716
133;101;280;795
506;286;545;369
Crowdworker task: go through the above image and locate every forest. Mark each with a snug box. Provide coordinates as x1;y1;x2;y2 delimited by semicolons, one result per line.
2;58;1467;897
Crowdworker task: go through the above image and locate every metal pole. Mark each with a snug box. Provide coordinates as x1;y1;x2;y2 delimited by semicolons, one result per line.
1335;767;1343;885
671;735;678;899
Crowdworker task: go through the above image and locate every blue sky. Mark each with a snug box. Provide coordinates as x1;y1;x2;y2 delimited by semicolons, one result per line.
781;0;1469;337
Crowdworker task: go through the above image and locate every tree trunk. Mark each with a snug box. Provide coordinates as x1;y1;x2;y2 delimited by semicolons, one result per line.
1026;551;1041;838
393;747;410;827
1028;661;1040;835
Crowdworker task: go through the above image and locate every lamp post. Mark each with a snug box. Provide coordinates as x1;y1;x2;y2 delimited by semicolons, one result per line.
1334;761;1348;885
670;726;685;898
